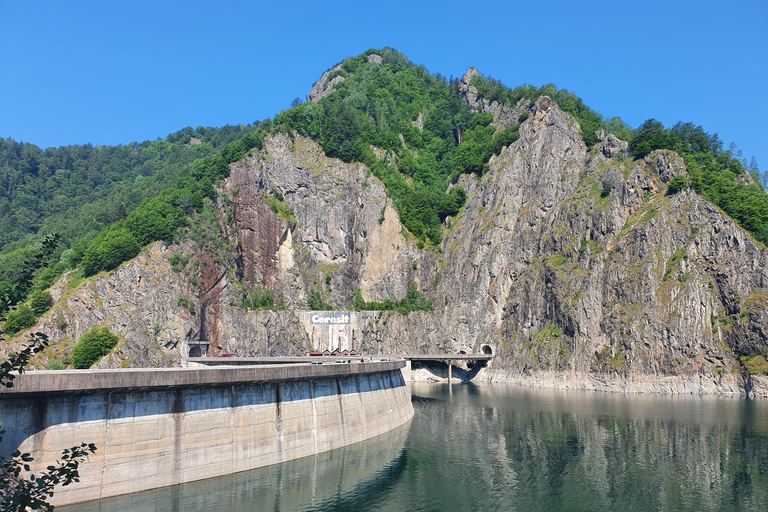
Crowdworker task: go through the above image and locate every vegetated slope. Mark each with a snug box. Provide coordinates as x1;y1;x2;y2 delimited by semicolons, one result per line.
3;49;768;395
3;48;764;302
0;124;259;292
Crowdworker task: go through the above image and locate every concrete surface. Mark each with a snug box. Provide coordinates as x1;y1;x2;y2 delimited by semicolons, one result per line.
0;363;413;506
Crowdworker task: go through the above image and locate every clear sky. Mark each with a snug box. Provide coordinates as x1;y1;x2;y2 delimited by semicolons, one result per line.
1;0;766;171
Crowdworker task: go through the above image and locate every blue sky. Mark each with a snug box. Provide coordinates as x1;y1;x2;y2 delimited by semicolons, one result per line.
1;0;766;171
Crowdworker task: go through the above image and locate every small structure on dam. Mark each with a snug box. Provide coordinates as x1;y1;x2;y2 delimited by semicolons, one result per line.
296;310;359;353
0;361;414;507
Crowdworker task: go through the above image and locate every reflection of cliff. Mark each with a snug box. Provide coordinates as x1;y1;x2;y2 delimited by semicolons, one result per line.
63;420;410;512
408;383;768;511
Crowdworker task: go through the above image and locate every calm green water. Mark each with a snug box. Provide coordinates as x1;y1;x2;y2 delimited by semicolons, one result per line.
66;383;768;512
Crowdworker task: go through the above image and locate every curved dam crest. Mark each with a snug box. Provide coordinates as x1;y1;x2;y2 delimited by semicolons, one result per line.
0;361;414;507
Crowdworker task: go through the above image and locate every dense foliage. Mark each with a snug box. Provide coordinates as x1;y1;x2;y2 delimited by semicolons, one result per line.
0;47;764;311
71;326;120;369
307;292;333;311
468;75;610;148
629;119;767;244
349;283;433;314
0;124;262;286
243;285;286;311
2;304;36;336
0;125;251;251
0;235;59;336
271;49;513;246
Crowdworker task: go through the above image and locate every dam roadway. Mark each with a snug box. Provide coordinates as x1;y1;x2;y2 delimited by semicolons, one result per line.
0;360;414;507
188;354;493;364
188;353;495;382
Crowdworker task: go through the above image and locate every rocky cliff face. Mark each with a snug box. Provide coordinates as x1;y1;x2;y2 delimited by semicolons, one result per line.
458;68;529;127
426;96;768;395
307;65;345;103
17;131;428;368
11;75;768;396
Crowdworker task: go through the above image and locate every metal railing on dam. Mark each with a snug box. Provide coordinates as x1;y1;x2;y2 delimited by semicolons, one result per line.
0;361;414;507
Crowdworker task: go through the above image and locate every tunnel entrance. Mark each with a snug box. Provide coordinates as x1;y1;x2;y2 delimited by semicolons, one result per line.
481;345;493;355
187;342;209;358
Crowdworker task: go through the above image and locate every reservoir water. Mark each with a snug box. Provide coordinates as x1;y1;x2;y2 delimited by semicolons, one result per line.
64;382;768;511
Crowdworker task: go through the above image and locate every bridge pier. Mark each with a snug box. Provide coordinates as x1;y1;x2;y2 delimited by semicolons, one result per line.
387;354;493;383
402;359;412;382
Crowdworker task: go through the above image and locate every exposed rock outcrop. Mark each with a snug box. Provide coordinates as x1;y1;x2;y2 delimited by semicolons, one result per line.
458;68;531;127
12;87;768;397
596;129;629;160
307;65;345;103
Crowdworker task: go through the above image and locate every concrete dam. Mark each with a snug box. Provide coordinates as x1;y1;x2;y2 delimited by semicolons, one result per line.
0;361;414;507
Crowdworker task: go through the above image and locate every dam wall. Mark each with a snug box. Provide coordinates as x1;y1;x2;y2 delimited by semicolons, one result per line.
0;361;413;507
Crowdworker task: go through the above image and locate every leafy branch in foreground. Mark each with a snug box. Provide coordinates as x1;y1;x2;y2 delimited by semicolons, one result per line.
1;233;97;511
0;332;49;389
0;441;97;512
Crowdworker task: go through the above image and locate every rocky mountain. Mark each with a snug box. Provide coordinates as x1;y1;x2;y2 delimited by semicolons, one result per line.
8;66;768;397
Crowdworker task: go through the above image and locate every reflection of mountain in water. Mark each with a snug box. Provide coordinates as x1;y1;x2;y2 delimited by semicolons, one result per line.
63;420;411;512
405;383;768;512
60;384;768;512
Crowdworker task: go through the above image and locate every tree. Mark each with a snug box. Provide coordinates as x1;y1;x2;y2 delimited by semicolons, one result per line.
71;326;120;369
0;235;59;319
667;175;689;195
28;291;52;317
629;119;669;158
601;180;612;198
307;292;332;311
2;304;36;337
437;187;466;221
81;227;141;276
1;234;97;510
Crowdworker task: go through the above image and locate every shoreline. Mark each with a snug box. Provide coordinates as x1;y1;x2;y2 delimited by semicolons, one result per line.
408;365;768;398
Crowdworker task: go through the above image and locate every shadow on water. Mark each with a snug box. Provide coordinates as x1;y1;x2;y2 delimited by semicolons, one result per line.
415;359;487;382
61;382;768;512
60;419;411;512
301;451;408;512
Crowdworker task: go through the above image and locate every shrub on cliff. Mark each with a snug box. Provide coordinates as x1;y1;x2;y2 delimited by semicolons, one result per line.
72;326;120;369
743;355;768;376
243;285;286;310
2;304;36;336
81;227;141;277
28;290;53;316
349;283;433;313
666;175;689;195
307;292;332;311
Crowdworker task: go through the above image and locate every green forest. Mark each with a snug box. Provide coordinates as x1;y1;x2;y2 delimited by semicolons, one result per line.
0;47;766;317
0;124;261;302
628;119;767;244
